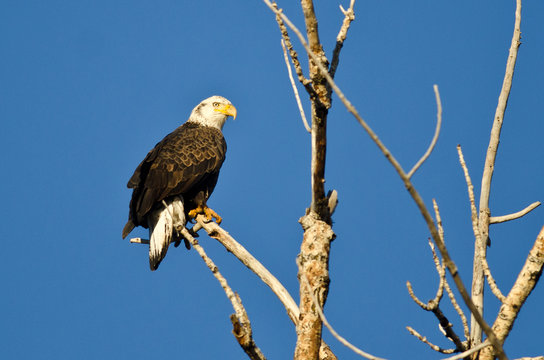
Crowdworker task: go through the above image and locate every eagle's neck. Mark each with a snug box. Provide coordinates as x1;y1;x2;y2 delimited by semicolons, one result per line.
188;108;226;131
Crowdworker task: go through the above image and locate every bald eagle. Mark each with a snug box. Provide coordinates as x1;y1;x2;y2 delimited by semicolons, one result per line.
122;96;237;270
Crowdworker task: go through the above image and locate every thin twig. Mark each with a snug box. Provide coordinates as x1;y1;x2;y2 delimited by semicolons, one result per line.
272;2;314;95
490;201;541;224
406;281;430;310
457;145;506;303
406;239;465;352
329;0;356;78
444;280;470;342
436;199;470;341
428;239;446;305
297;258;386;360
179;228;266;360
474;0;523;347
405;326;456;354
405;241;445;311
442;341;490;360
407;85;443;179
281;39;311;133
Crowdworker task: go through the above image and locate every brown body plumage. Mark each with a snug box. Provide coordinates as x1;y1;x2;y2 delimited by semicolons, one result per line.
122;96;236;270
122;122;226;238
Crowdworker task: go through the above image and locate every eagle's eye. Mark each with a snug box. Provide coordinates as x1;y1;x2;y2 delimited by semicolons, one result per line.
212;102;219;107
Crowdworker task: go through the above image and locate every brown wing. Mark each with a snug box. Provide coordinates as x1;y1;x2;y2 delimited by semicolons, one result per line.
122;122;226;238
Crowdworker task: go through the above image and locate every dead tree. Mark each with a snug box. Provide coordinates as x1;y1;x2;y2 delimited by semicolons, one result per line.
128;1;542;359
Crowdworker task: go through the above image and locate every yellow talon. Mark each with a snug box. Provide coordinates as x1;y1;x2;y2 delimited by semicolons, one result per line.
188;205;222;224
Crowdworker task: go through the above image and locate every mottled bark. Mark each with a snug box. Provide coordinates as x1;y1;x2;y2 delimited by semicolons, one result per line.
479;226;544;360
293;1;334;359
295;215;335;360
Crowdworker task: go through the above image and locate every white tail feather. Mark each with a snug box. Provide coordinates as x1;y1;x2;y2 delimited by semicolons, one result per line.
148;197;186;271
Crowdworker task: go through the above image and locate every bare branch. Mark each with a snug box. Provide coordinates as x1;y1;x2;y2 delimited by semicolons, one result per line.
298;259;386;360
407;85;443;179
329;0;356;78
490;201;541;224
428;238;446;305
479;0;522;212
406;281;430;310
406;239;445;311
193;217;299;324
474;0;522;346
444;280;470;342
406;326;456;354
272;2;315;96
281;39;311;133
479;225;544;360
179;227;266;360
433;200;445;248
407;239;466;352
230;293;267;360
457;145;506;303
436;200;469;340
441;341;490;360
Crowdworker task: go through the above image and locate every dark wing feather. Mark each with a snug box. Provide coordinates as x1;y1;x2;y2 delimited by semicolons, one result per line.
122;122;226;238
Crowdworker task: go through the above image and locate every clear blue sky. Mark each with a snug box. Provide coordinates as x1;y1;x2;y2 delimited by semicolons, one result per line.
1;1;543;359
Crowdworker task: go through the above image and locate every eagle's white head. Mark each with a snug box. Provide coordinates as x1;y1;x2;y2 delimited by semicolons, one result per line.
188;95;237;130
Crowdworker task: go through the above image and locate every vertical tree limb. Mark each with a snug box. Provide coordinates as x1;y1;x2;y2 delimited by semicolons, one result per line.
295;215;335;360
473;0;522;346
299;0;332;218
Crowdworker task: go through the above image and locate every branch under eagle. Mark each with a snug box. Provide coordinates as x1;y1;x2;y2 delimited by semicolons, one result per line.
122;96;237;270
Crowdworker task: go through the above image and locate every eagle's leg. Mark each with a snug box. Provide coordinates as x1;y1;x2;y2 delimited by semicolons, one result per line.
188;205;222;224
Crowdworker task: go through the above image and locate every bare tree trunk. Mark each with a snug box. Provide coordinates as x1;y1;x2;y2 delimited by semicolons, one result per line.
294;1;334;359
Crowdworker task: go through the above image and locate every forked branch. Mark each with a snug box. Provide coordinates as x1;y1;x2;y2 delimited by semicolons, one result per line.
406;239;466;352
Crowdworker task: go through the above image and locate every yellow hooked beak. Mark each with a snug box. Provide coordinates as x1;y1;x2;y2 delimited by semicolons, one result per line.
215;103;237;120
